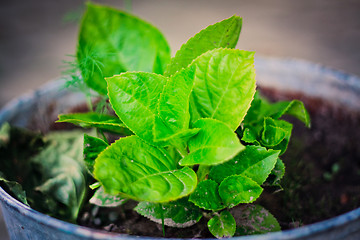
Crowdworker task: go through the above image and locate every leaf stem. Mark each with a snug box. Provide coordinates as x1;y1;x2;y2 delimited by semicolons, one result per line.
197;165;210;181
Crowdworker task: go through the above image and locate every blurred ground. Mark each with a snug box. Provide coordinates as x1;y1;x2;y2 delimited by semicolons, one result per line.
0;0;360;239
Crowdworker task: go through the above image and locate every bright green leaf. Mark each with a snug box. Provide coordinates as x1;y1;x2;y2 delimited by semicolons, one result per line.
209;145;280;185
83;134;108;175
232;204;281;235
135;198;202;228
89;186;126;207
208;210;236;238
189;49;256;130
77;3;170;94
189;180;225;211
179;118;244;166
261;118;293;154
57;112;132;135
219;175;262;208
165;15;242;76
107;72;167;143
94;136;197;202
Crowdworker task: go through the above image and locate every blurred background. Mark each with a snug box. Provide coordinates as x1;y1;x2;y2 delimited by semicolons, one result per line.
0;0;359;239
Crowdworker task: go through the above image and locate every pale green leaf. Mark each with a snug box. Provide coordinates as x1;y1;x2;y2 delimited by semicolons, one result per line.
189;180;225;211
209;146;280;185
219;175;263;208
135;198;202;228
179;118;244;166
89;186;126;207
57;112;132;135
208;210;236;238
94;136;197;202
190;49;256;130
165;15;242;76
78;3;170;94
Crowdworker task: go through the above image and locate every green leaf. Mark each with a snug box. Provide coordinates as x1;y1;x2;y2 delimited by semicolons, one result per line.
89;186;126;207
261;118;293;154
135;198;202;228
208;210;236;238
107;72;167;143
209;146;280;185
57;112;132;135
83;134;108;175
31;131;88;221
232;204;280;235
0;171;29;206
94;136;197;202
165;15;242;76
154;66;195;142
266;158;285;186
78;3;170;94
0;122;10;147
189;180;225;211
219;175;263;208
189;49;256;130
179;118;244;166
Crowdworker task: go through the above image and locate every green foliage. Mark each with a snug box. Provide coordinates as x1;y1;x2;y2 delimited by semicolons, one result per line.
53;4;311;238
77;3;170;95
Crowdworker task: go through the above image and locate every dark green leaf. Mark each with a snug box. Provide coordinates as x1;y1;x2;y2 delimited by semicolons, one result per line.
219;175;262;208
78;3;170;94
266;158;285;186
57;112;132;135
232;204;280;235
189;49;256;130
83;134;108;175
189;180;225;211
179;118;244;166
135;198;202;228
0;171;29;206
94;136;197;202
209;146;280;185
89;186;126;207
208;210;236;238
165;15;242;76
261;118;293;154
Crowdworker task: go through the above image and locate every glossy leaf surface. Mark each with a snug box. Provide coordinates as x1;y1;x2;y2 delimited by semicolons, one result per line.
179;118;244;166
165;15;242;76
219;175;262;208
209;145;280;185
189;49;256;130
94;136;197;202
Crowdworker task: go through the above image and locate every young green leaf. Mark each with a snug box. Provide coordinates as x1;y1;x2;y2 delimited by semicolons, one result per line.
154;66;195;142
83;134;108;175
261;118;293;154
78;3;170;94
219;175;263;208
165;15;242;76
107;72;167;143
135;198;202;228
189;180;225;211
208;210;236;238
94;136;197;202
89;186;126;207
209;145;280;185
189;49;256;130
57;112;132;135
232;204;281;235
179;118;244;166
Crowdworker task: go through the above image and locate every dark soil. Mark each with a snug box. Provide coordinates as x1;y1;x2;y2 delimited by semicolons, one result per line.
43;87;360;238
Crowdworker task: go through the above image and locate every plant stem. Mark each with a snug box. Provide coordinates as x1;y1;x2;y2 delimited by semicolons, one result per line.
197;165;210;181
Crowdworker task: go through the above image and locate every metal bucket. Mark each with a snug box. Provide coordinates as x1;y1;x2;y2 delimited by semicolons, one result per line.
1;57;360;240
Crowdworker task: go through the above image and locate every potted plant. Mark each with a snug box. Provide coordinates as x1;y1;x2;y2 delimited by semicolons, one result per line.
1;3;360;239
